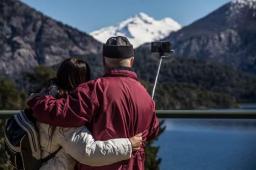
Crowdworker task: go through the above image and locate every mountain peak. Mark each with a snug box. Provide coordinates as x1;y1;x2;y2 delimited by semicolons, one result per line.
137;12;149;18
134;12;155;23
90;12;181;48
161;0;256;74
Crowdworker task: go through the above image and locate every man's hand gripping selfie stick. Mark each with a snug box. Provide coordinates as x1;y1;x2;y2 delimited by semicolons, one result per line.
151;41;174;99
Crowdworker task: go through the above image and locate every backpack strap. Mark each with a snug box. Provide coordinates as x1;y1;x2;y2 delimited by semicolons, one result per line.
14;111;41;159
41;147;62;163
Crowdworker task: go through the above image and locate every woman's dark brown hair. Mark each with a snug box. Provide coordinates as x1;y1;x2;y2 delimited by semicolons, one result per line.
56;58;91;91
49;57;91;140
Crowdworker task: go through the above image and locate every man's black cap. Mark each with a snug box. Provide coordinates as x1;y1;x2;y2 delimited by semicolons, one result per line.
103;36;134;59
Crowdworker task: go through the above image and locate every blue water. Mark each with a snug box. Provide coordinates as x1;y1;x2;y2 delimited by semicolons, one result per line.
157;119;256;170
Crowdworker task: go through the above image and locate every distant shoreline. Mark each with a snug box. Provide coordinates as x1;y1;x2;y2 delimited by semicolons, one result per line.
239;103;256;109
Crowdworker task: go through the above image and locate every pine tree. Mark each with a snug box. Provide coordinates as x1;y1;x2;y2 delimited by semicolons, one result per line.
145;120;166;170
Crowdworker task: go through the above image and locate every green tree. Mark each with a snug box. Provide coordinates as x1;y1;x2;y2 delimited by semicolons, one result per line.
0;77;25;170
0;78;26;110
145;121;166;170
0;120;10;170
23;65;56;93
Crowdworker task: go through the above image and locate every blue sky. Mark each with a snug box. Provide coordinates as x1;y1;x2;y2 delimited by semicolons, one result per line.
21;0;230;33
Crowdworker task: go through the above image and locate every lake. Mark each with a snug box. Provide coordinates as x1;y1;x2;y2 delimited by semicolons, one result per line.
157;110;256;170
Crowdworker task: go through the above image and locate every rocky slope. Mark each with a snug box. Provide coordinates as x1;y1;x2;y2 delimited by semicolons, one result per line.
0;0;102;80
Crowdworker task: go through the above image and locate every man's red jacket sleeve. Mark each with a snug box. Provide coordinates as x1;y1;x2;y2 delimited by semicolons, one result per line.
146;102;160;141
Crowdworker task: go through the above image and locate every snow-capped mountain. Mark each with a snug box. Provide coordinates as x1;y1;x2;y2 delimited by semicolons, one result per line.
90;12;181;48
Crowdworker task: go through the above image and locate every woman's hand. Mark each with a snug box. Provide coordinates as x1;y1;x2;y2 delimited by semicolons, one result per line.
129;133;143;151
26;93;41;103
26;88;48;103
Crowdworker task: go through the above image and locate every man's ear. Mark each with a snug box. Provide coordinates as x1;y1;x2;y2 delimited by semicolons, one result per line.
130;57;135;67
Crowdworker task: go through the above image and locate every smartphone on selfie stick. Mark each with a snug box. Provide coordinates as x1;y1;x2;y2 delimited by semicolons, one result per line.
151;41;174;99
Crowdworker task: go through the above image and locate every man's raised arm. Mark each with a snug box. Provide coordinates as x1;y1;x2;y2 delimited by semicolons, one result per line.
27;83;98;127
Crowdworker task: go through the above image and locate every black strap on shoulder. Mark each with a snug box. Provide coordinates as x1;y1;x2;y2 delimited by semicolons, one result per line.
41;147;62;163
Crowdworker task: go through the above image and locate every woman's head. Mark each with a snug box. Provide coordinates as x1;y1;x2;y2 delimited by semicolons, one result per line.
56;58;91;91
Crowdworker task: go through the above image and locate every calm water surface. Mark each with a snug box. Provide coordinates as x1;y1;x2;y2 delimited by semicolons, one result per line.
157;109;256;170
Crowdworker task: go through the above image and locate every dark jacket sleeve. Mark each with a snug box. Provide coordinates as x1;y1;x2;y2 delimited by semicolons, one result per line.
27;84;98;127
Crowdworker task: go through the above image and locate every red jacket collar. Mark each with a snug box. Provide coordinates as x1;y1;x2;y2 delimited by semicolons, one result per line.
104;68;138;80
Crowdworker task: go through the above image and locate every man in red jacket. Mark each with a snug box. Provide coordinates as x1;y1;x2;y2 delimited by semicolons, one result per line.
28;36;160;170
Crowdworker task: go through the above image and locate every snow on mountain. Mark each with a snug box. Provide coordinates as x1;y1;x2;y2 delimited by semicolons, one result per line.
90;12;181;48
232;0;256;9
230;0;256;17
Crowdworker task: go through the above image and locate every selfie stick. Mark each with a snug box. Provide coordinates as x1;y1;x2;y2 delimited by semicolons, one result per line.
151;50;174;100
151;55;164;99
